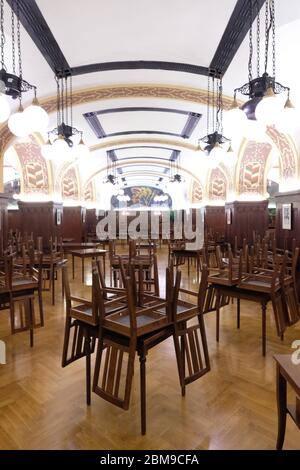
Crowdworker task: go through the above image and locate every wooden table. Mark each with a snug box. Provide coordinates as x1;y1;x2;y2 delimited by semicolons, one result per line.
274;354;300;449
211;283;271;356
63;242;102;254
71;249;106;283
172;248;202;279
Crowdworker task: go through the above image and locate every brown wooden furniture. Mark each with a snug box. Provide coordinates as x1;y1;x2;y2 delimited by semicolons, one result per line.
274;354;300;450
0;193;9;257
61;263;125;405
18;201;63;252
62;206;86;243
225;200;268;248
71;248;106;283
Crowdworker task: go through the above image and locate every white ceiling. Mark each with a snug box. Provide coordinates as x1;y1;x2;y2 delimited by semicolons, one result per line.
4;0;300;196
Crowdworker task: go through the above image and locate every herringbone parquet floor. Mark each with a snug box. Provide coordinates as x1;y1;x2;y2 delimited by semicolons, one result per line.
0;248;299;450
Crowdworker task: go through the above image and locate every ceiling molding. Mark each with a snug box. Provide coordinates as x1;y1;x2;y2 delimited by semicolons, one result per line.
70;61;209;77
89;137;198;153
6;0;70;73
210;0;266;75
0;83;235;154
84;106;201;140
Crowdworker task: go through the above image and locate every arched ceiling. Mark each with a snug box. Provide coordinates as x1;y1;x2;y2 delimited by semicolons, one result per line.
2;0;300;194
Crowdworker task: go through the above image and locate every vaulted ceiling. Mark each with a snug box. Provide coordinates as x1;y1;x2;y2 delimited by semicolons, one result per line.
3;0;300;194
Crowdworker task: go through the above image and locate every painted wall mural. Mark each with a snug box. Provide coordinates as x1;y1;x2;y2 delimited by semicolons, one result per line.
61;167;79;199
14;139;50;194
191;179;203;204
238;141;272;195
208;168;228;200
266;126;297;180
111;186;172;208
84;181;95;202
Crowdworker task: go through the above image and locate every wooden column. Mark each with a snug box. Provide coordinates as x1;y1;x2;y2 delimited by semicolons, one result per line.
18;201;63;250
225;200;268;247
0;193;10;255
203;206;226;240
62;206;86;243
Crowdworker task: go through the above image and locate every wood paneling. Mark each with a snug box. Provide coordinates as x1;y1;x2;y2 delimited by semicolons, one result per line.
62;206;86;243
203;206;226;240
275;191;300;251
8;209;21;233
0;193;9;255
225;200;268;247
18;201;63;250
85;209;97;239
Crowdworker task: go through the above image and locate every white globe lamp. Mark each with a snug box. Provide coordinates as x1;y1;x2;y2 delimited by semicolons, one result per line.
24;97;49;133
8;106;31;137
255;87;282;126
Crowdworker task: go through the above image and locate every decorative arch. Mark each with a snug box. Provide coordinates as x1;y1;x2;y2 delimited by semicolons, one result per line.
13;137;51;195
237;141;272;196
266;126;298;180
83;180;95;203
208;167;228;201
60;166;80;200
190;179;203;204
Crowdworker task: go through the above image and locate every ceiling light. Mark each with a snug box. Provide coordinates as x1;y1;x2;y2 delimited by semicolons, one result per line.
228;0;294;133
0;0;48;134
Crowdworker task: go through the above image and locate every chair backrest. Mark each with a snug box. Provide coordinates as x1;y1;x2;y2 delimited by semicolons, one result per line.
62;266;72;312
197;265;209;314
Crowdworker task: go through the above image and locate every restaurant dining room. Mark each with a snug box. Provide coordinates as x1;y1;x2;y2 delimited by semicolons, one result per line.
0;0;300;461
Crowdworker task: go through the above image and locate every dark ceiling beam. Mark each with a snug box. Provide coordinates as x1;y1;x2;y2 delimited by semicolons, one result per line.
210;0;266;76
70;61;209;77
6;0;70;74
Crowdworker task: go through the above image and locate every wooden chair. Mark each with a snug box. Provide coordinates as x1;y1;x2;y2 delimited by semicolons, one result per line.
172;266;211;397
0;252;43;347
207;245;240;286
93;264;175;434
61;263;126;405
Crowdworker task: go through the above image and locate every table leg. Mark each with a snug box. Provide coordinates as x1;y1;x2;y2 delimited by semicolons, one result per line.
139;352;147;435
82;257;84;283
262;301;267;356
237;298;240;329
103;253;106;280
276;365;287;450
216;291;220;342
72;255;75;279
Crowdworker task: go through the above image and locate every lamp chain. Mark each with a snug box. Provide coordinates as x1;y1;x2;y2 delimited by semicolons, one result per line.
11;0;16;74
16;0;22;80
248;0;253;82
256;0;260;77
206;75;210;136
0;0;5;70
272;0;276;80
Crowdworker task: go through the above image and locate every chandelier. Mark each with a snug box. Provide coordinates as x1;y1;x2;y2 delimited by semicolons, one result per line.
225;0;295;135
103;156;121;195
168;153;185;183
41;74;89;161
0;0;49;135
199;73;236;168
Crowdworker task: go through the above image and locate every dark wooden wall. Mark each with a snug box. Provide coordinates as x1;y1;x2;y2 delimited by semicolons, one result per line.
225;200;268;247
18;201;63;250
8;208;22;233
85;209;97;239
0;193;9;255
275;190;300;250
203;206;226;240
62;206;86;243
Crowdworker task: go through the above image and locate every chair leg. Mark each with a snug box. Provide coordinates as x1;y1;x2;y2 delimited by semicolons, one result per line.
29;298;34;348
51;267;55;305
38;289;44;327
139;351;147;435
85;333;92;406
9;296;16;334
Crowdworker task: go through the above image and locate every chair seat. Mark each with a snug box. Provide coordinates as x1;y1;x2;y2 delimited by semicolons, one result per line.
208;271;239;286
104;309;169;337
238;276;281;293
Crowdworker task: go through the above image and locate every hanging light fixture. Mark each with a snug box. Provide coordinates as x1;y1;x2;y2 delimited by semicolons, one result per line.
225;0;294;134
0;0;49;133
102;155;120;194
199;72;232;168
41;74;89;161
168;152;185;183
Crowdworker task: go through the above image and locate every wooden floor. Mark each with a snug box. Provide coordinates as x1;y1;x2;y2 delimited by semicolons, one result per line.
0;247;300;450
